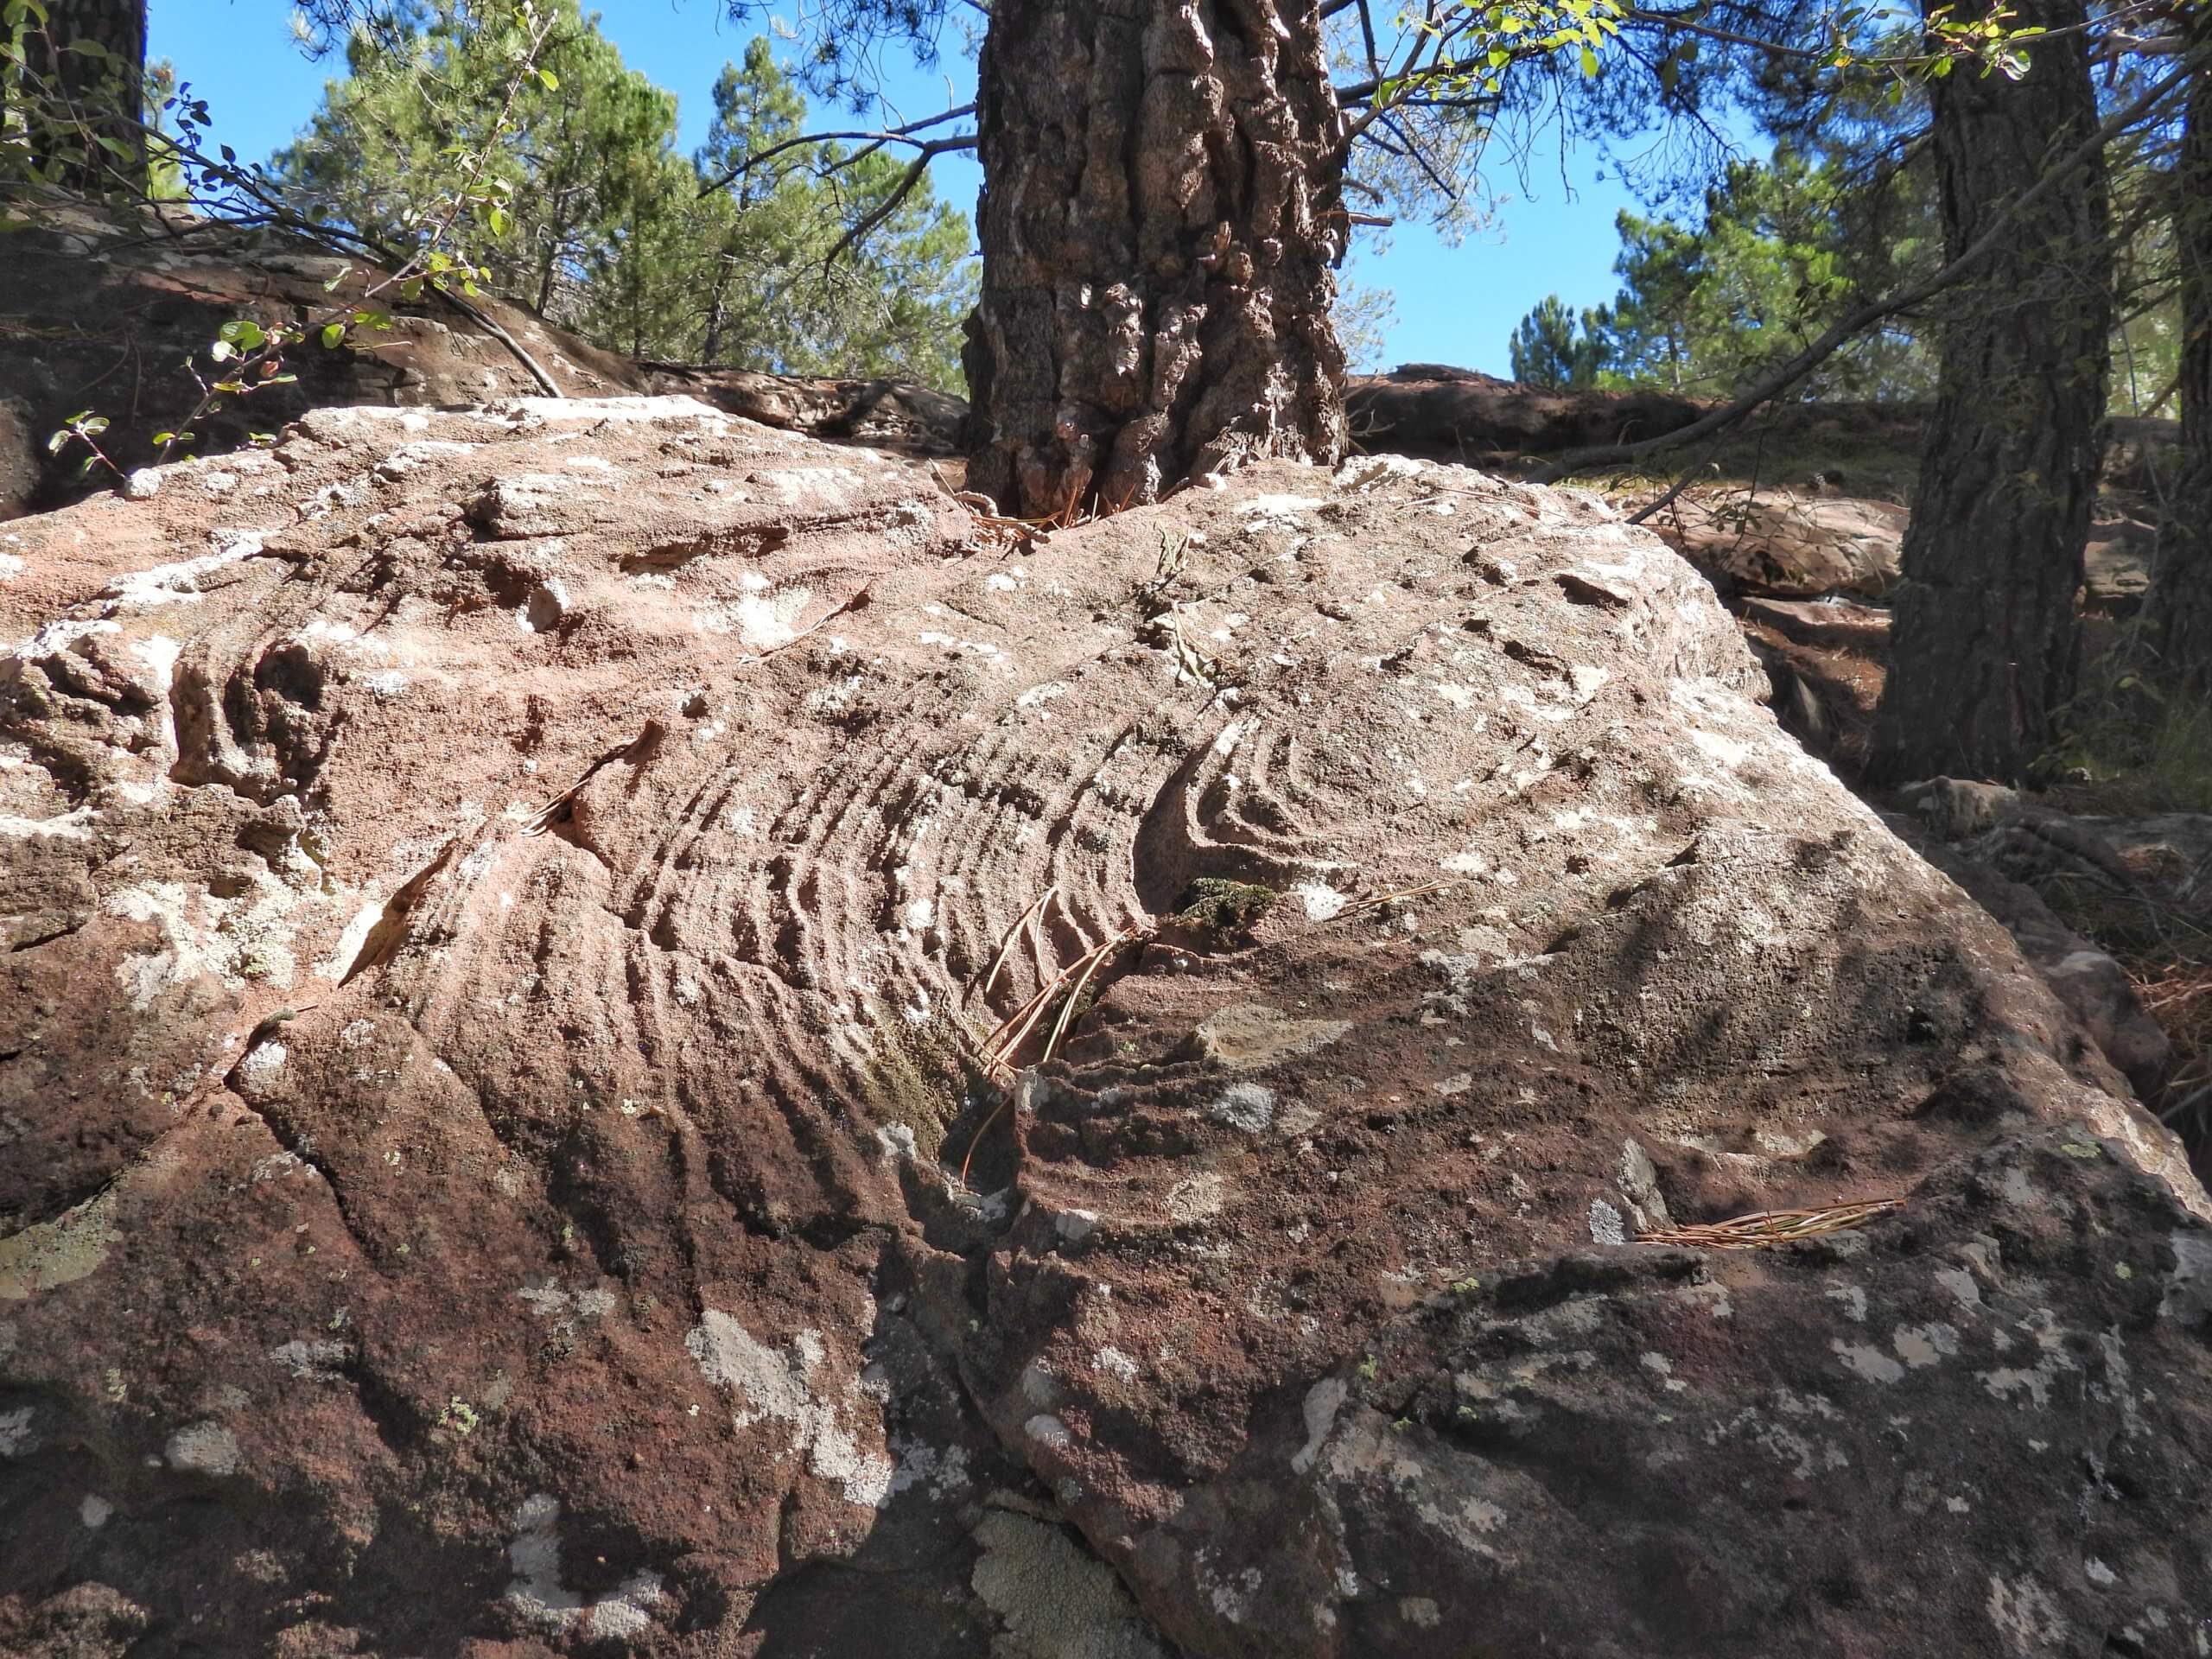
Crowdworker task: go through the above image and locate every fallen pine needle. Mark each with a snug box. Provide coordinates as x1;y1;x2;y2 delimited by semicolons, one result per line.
1636;1198;1904;1251
1330;877;1466;921
980;886;1058;1002
1043;926;1142;1065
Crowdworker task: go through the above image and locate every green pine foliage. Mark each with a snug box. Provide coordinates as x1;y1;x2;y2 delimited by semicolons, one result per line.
1508;149;1937;401
276;8;974;387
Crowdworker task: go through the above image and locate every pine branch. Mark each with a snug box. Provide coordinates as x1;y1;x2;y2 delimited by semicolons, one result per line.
1534;50;2202;485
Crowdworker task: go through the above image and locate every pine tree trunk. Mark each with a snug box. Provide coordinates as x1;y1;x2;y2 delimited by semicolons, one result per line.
2152;35;2212;690
1868;0;2112;785
963;0;1350;518
26;0;148;193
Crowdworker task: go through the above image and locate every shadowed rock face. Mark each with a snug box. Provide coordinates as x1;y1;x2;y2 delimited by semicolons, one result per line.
0;208;653;522
1;398;2207;1657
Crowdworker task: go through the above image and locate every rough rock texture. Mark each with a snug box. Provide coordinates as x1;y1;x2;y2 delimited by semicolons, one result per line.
1345;364;1705;462
1895;779;2212;1106
3;400;2209;1656
1741;594;1894;651
0;206;650;520
641;365;969;455
1638;487;1907;600
1910;835;2174;1100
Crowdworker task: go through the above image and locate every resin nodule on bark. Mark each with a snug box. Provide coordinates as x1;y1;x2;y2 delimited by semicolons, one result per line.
962;0;1351;518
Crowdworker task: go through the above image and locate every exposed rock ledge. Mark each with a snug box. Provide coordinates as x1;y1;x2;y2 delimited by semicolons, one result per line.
2;399;2208;1657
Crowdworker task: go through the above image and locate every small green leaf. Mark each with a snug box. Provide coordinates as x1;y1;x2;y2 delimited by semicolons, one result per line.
1580;43;1599;76
321;321;346;348
535;66;558;91
47;428;68;454
208;339;234;363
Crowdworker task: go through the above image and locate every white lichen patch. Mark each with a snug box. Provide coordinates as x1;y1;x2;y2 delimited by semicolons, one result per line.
886;1439;972;1503
238;1040;288;1092
109;527;276;612
1936;1266;1985;1311
1291;882;1348;921
505;1493;584;1630
0;807;94;840
2159;1230;2212;1325
79;1494;113;1529
1893;1322;1961;1370
107;873;308;1002
1208;1083;1277;1133
1979;1308;2079;1409
1293;1377;1348;1475
1832;1341;1906;1386
165;1421;240;1476
518;1280;618;1327
1193;1002;1351;1070
1586;1198;1627;1247
0;1188;120;1300
1024;1413;1075;1450
969;1508;1163;1659
684;1310;893;1506
1166;1173;1226;1224
270;1338;349;1382
0;1407;35;1457
704;582;815;650
1987;1573;2069;1655
504;1492;666;1641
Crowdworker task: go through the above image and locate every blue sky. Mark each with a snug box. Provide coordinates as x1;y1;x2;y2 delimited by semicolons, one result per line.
148;0;1657;376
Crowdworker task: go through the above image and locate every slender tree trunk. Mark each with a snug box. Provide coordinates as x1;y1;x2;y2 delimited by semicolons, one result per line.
2152;30;2212;689
1869;0;2113;784
701;286;728;365
963;0;1350;518
701;238;742;365
12;0;147;193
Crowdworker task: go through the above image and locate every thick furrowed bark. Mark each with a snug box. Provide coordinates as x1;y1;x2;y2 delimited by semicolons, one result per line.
24;0;149;194
2152;29;2212;691
1869;0;2111;785
963;0;1350;518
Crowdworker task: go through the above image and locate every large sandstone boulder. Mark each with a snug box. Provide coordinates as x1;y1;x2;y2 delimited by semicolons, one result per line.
1344;363;1706;460
643;365;969;454
1638;486;1907;599
3;401;2208;1656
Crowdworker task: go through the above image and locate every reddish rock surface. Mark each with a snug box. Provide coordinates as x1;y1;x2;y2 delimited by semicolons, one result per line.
0;207;652;522
1344;363;1706;461
2;402;2208;1656
0;207;966;522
